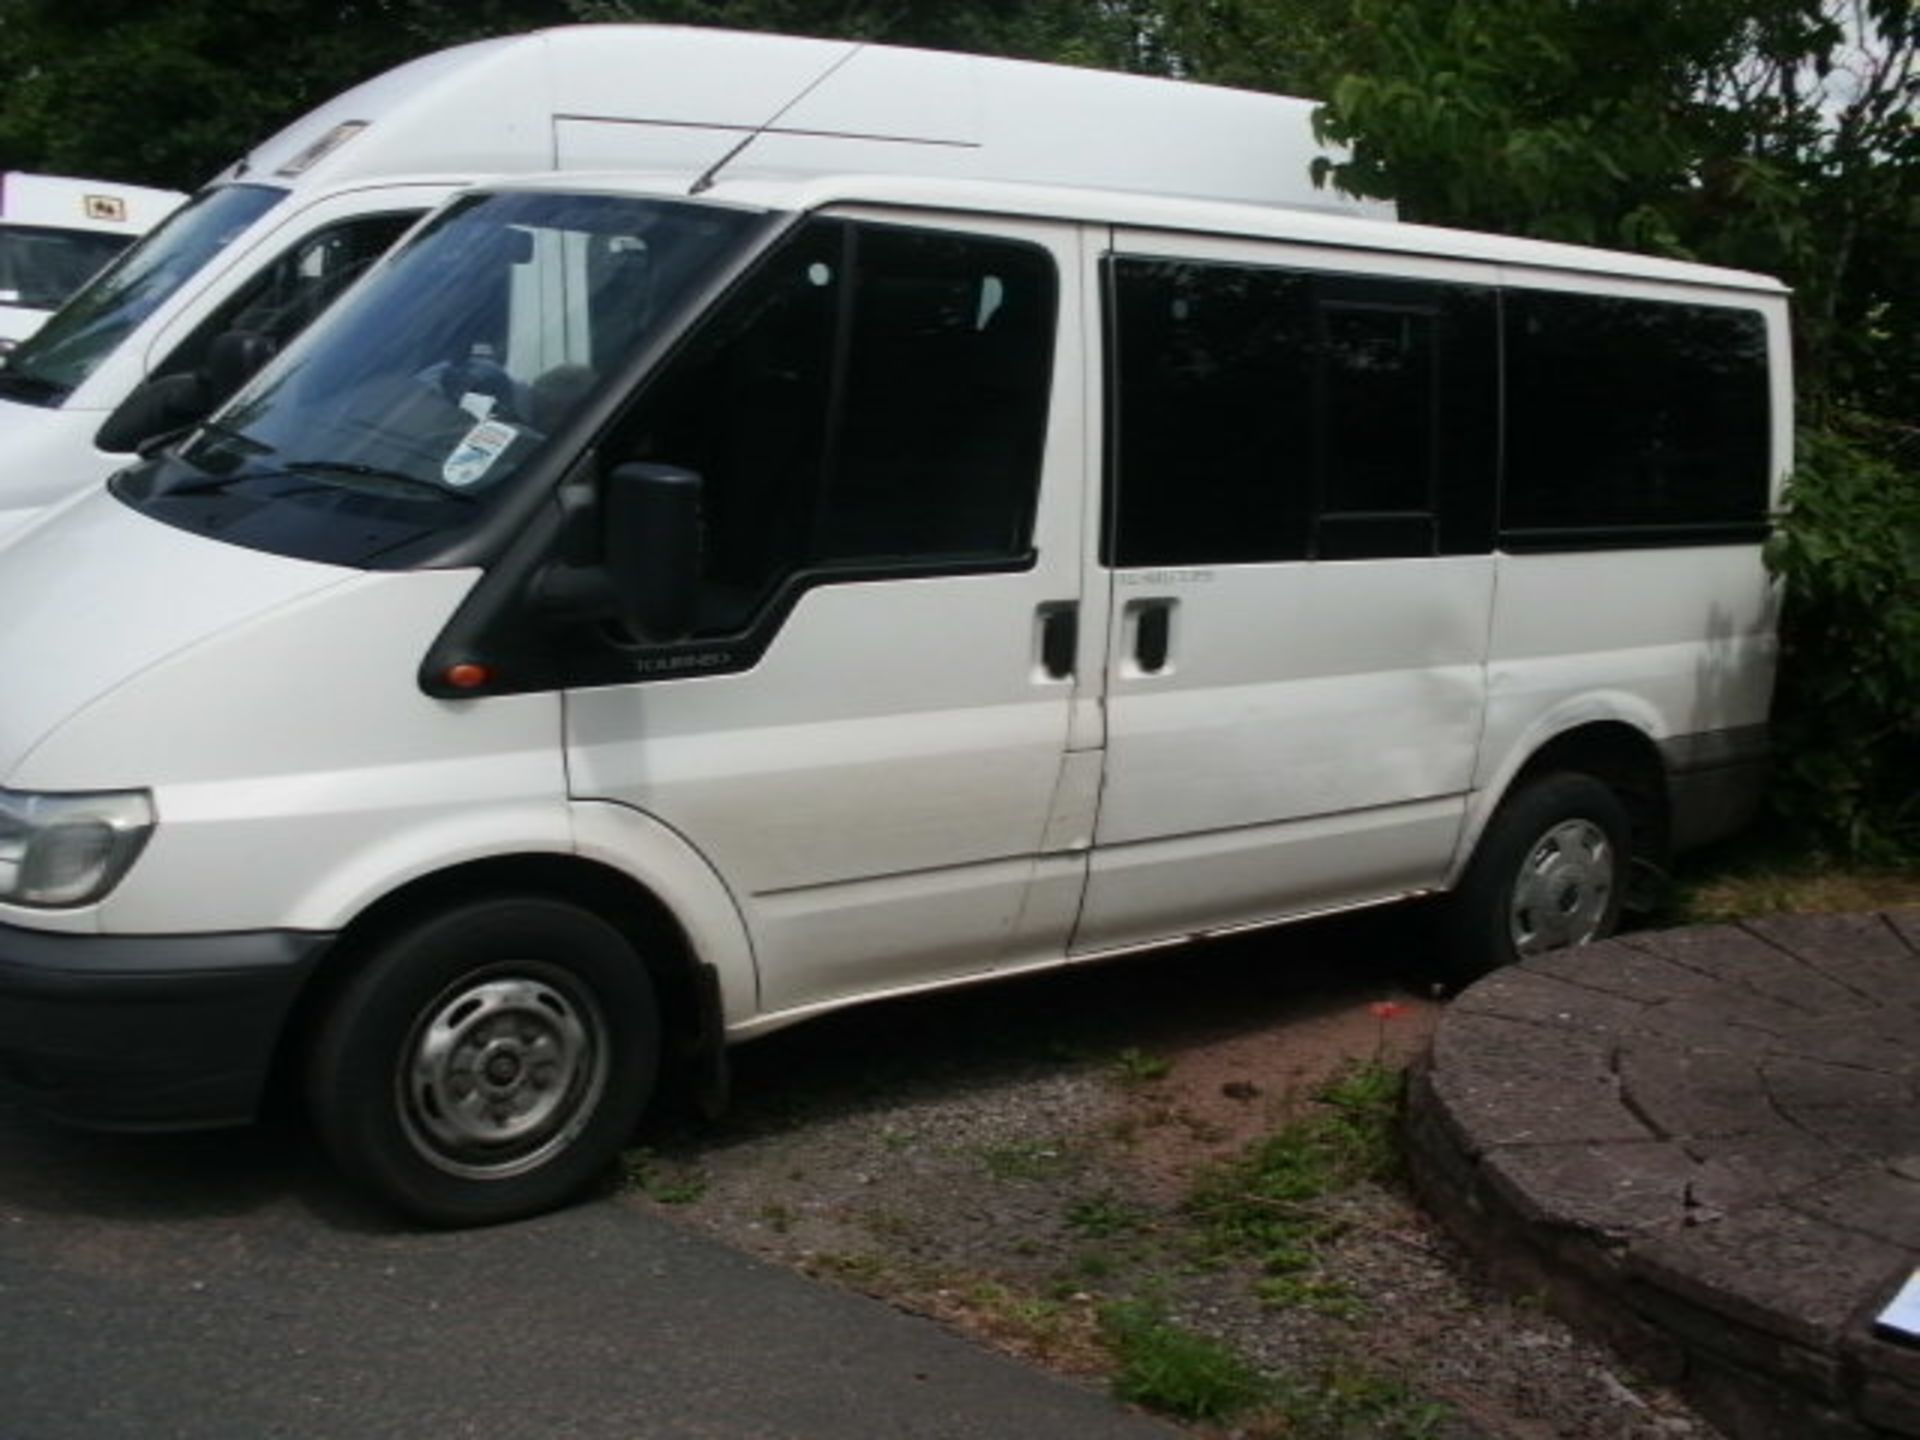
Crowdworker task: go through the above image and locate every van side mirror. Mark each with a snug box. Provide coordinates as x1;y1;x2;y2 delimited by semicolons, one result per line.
95;372;208;455
94;329;281;456
606;461;704;643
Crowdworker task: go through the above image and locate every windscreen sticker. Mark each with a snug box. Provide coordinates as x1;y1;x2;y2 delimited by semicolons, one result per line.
442;420;518;488
457;390;497;422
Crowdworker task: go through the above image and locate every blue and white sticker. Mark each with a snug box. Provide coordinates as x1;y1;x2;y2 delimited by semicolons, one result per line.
442;419;518;488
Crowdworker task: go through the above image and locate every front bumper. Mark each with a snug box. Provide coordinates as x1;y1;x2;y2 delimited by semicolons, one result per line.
0;923;333;1131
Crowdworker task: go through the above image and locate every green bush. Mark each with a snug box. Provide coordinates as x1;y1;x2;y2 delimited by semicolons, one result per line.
1765;422;1920;861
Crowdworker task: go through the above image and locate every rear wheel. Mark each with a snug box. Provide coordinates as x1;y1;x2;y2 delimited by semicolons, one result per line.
308;896;659;1226
1441;773;1630;985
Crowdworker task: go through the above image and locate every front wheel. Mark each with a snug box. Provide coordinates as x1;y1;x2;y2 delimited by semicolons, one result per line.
308;896;660;1226
1440;773;1631;985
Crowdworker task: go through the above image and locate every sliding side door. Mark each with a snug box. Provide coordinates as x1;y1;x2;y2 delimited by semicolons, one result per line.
1074;232;1501;954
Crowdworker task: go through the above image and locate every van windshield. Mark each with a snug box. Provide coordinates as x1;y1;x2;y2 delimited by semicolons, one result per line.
119;190;762;566
0;183;285;406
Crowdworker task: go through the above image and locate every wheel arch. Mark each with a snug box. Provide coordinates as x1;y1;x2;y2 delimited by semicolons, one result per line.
1454;715;1671;899
271;845;748;1119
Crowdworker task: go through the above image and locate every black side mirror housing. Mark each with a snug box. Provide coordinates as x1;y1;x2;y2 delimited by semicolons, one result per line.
95;372;209;455
607;461;704;643
94;329;281;456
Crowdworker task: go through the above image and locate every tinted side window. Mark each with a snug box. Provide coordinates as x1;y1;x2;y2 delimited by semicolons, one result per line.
1109;259;1312;566
155;211;420;380
1108;259;1495;566
1503;293;1770;541
620;219;1056;636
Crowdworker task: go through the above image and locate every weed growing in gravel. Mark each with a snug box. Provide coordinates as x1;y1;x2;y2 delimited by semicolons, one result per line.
1064;1191;1151;1239
1098;1298;1271;1421
622;1150;710;1205
1185;1062;1404;1294
1109;1047;1173;1085
1254;1364;1452;1440
980;1138;1076;1181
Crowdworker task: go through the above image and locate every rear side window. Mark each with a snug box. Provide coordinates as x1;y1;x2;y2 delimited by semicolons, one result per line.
1106;257;1496;566
617;218;1056;636
1502;292;1770;543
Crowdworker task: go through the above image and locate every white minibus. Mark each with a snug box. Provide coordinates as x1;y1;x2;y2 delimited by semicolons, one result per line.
0;173;183;347
0;169;1783;1225
0;25;1382;546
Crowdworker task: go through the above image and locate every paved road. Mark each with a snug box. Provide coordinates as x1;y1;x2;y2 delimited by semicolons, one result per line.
0;1102;1174;1439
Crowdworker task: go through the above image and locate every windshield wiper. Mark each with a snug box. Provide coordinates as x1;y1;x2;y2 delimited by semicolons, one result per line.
283;458;477;504
196;418;277;456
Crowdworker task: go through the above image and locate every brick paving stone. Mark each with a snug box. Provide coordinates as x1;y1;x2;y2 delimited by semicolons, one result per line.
1523;943;1725;1003
1679;1129;1859;1212
1787;1102;1920;1161
1762;1054;1911;1114
1626;1202;1907;1349
1614;1042;1775;1141
1480;1139;1705;1236
1749;911;1920;999
1428;1042;1654;1149
1884;906;1920;957
1451;963;1669;1041
1625;923;1871;1013
1790;1166;1920;1250
1761;1009;1920;1075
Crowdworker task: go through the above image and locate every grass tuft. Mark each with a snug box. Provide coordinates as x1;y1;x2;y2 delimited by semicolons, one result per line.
1187;1062;1403;1276
1098;1299;1270;1421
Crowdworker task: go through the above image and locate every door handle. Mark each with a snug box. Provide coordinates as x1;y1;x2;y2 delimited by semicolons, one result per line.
1038;603;1077;681
1131;599;1172;674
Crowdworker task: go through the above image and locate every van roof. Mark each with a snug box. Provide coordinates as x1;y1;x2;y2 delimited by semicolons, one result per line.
483;169;1789;298
228;24;1393;221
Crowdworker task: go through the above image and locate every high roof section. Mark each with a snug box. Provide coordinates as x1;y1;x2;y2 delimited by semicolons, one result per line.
222;25;1392;220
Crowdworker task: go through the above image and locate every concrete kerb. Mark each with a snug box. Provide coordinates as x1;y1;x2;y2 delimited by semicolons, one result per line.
1407;907;1920;1440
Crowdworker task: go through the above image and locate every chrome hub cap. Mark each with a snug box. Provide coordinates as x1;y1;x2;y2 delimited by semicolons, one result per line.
400;972;608;1179
1509;819;1615;957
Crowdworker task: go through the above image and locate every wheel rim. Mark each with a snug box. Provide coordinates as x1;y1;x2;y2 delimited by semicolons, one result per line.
1508;818;1615;958
398;967;610;1180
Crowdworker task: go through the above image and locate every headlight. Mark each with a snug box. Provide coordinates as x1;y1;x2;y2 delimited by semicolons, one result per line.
0;788;155;907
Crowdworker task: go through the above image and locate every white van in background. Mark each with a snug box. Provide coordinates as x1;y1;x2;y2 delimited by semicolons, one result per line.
0;165;1783;1226
0;173;183;347
0;24;1386;545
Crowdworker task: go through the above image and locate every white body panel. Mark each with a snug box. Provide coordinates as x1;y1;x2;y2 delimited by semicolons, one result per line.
1078;558;1493;951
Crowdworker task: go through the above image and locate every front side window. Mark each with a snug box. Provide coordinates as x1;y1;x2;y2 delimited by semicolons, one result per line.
153;210;421;381
120;190;763;565
613;217;1056;636
0;183;285;405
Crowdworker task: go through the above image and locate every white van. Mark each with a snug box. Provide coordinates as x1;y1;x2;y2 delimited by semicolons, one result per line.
0;26;1383;546
0;173;184;346
0;169;1784;1225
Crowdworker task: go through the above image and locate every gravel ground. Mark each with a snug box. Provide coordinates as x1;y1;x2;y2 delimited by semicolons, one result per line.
620;908;1718;1440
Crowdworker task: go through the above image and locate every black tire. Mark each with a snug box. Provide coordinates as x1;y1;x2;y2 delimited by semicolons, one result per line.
308;896;659;1227
1440;772;1631;986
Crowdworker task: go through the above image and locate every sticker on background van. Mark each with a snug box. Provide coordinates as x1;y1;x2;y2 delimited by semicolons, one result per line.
442;420;517;488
